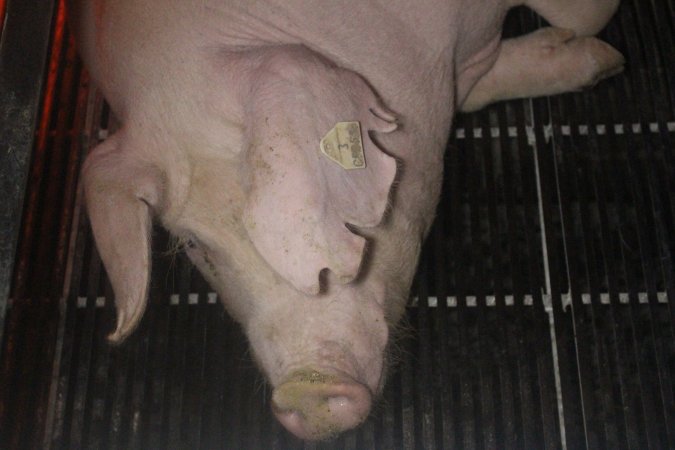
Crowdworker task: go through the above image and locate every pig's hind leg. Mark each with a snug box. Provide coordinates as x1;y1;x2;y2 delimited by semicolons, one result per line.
460;26;624;112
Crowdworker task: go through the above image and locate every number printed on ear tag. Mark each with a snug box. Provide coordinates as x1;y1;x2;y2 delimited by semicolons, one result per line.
320;121;366;170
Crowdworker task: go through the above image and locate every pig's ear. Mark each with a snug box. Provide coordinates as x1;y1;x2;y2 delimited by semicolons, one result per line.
82;132;164;343
242;51;398;294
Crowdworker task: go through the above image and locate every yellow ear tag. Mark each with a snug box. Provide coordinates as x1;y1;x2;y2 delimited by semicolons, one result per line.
320;121;366;170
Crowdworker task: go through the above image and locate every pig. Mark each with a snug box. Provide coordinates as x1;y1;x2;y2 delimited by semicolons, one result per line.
68;0;624;440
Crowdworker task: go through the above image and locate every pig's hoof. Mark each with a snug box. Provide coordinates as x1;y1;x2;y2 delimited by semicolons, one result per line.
272;370;372;440
560;36;624;90
534;27;625;92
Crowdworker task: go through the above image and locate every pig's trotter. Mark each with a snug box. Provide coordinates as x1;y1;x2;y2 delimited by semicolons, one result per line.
82;132;165;343
461;27;625;112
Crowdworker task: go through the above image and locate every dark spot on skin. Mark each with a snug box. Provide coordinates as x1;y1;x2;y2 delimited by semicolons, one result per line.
199;248;218;277
293;370;335;384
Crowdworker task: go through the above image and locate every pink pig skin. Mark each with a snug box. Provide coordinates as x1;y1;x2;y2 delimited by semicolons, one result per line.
69;0;623;440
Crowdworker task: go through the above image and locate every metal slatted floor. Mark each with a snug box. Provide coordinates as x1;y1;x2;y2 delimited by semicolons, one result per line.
1;1;673;449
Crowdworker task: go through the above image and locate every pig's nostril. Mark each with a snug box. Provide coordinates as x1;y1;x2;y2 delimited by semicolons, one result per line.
271;371;372;440
327;395;350;408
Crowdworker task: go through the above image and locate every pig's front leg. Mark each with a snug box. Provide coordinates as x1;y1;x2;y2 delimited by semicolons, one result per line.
460;27;624;112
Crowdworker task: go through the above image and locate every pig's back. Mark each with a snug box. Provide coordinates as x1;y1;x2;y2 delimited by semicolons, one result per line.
71;0;507;117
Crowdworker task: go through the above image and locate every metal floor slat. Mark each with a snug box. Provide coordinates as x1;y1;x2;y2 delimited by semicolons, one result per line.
538;3;675;445
56;303;560;449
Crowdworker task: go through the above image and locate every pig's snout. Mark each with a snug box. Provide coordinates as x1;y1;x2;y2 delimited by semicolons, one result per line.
271;370;372;440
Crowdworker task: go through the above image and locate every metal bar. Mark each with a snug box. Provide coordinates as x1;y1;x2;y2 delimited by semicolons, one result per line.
0;0;7;37
0;0;56;342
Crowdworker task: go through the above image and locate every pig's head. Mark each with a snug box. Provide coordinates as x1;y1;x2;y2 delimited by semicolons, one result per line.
82;45;424;440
